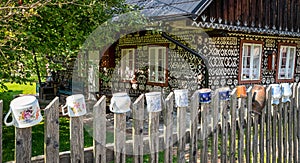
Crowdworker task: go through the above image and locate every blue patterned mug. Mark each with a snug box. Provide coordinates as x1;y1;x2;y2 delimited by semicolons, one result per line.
218;87;230;101
174;89;189;107
199;88;212;103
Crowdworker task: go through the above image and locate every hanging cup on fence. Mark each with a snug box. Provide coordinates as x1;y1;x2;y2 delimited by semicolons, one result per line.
145;92;162;112
199;88;212;103
174;89;189;107
62;94;87;117
109;92;131;113
252;85;266;114
4;96;42;128
218;87;230;101
236;85;247;98
281;83;292;103
270;84;282;105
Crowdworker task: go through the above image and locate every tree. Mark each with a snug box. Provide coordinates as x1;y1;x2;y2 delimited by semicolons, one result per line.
0;0;132;90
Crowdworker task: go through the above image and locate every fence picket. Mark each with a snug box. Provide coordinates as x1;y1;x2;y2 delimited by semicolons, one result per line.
245;87;252;163
238;97;245;163
16;127;32;163
93;96;106;163
0;100;2;163
260;99;266;163
278;99;283;163
149;111;160;163
164;92;174;163
221;99;229;163
288;84;294;162
200;102;209;163
293;83;298;162
114;113;126;163
297;83;300;163
70;116;84;163
212;92;219;163
266;86;271;163
177;104;187;163
132;94;144;163
283;101;288;163
44;97;60;163
189;91;199;163
272;105;278;163
229;89;237;163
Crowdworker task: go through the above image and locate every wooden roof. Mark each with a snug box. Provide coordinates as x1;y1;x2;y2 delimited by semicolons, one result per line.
125;0;213;19
194;0;300;36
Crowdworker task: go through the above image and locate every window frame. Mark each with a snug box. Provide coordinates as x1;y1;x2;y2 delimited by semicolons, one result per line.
238;40;264;84
276;43;297;83
147;45;168;87
120;47;136;81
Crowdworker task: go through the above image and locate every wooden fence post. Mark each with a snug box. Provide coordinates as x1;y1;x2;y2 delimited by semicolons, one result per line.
260;95;266;163
0;100;2;163
293;83;298;162
297;83;300;163
238;95;246;163
177;102;187;163
164;92;174;163
44;97;60;163
288;84;294;162
189;91;199;163
15;127;32;163
266;86;271;163
212;90;219;163
149;111;160;163
114;113;126;163
221;93;229;163
278;94;283;163
245;87;252;163
229;88;237;163
93;96;106;163
283;96;288;163
271;90;278;163
200;102;210;163
70;116;84;163
132;94;144;163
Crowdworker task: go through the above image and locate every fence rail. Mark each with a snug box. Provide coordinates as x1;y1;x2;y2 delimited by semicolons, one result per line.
2;83;300;162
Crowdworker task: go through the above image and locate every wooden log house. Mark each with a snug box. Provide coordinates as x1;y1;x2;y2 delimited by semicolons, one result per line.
73;0;300;100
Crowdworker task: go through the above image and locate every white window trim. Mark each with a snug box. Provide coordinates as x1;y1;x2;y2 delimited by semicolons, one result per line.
240;43;263;81
148;46;167;84
120;48;135;80
277;45;296;80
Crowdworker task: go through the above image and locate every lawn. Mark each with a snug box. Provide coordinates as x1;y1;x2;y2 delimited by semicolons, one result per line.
0;83;94;162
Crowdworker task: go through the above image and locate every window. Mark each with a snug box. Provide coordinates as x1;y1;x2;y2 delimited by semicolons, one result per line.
148;46;167;86
276;44;296;82
239;40;263;84
120;48;135;81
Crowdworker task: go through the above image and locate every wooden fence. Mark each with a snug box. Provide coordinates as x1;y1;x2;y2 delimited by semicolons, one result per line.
2;83;300;162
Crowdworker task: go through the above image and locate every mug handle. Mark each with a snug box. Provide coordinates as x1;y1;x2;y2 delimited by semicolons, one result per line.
109;98;115;113
61;105;68;116
4;109;14;126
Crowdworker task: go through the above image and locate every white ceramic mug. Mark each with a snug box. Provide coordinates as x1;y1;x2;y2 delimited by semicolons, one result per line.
270;84;281;105
109;92;131;113
62;94;87;117
281;83;292;103
4;96;42;128
174;89;188;107
145;92;162;112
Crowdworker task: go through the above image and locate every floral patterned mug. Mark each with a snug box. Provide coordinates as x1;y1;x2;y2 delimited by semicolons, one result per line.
62;94;87;117
4;96;42;128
